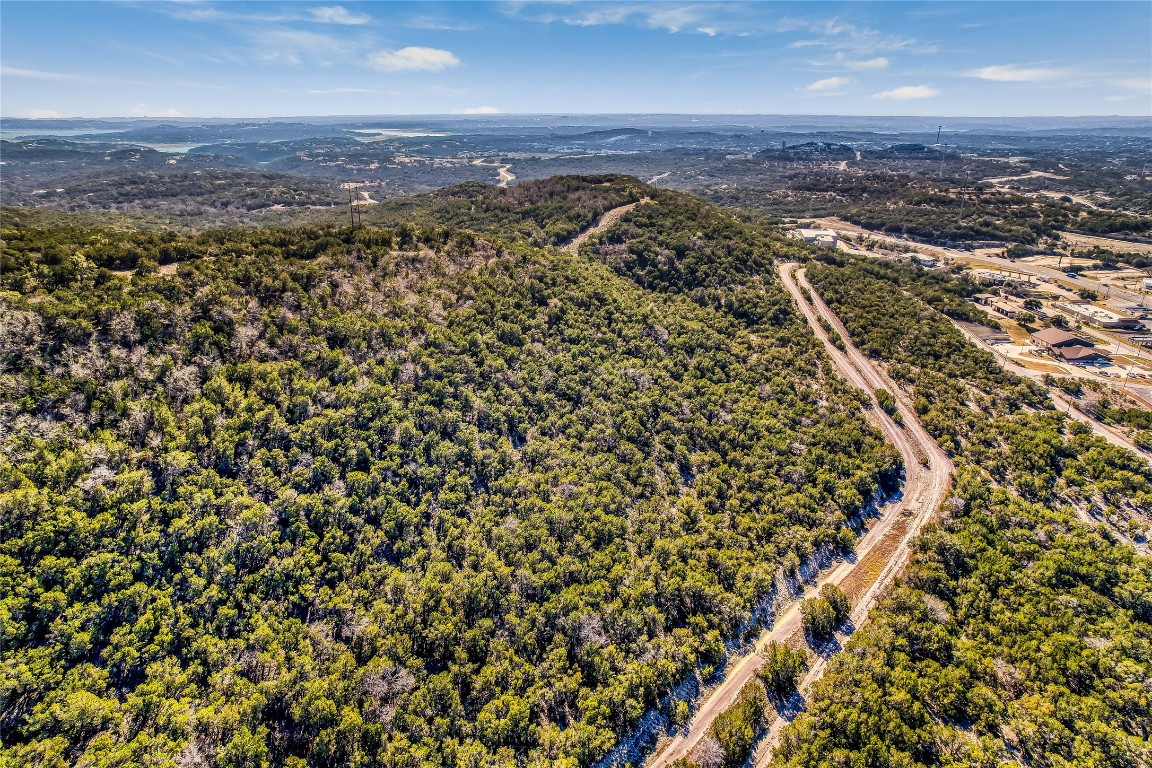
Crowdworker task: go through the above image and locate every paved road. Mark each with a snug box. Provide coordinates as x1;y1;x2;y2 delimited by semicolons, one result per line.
645;264;953;768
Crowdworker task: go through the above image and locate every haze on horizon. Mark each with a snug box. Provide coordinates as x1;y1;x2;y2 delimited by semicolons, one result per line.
1;0;1150;120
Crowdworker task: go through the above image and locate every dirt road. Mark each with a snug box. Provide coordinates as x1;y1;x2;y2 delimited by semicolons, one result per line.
471;158;516;187
561;198;650;254
646;265;953;768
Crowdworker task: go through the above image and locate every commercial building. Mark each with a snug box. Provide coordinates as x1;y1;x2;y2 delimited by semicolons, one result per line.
795;228;839;248
971;293;997;306
969;269;1037;288
1030;327;1092;350
991;301;1019;319
1054;302;1143;330
914;254;940;268
1052;346;1111;365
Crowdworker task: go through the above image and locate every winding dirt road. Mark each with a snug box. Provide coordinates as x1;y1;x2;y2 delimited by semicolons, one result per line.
471;158;516;187
561;198;650;254
646;265;953;768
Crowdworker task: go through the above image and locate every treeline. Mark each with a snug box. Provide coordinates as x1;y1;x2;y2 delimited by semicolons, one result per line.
772;257;1152;768
356;175;650;248
15;169;345;212
0;187;902;767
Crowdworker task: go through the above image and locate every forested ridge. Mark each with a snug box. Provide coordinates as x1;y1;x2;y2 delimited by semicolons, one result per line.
4;177;1151;768
1;179;902;767
773;257;1152;768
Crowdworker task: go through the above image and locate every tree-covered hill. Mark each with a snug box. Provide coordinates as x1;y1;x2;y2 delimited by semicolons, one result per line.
5;178;1149;768
0;182;900;767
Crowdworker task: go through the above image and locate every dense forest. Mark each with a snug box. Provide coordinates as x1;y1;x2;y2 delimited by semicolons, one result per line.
1;179;905;767
773;256;1152;768
3;177;1150;768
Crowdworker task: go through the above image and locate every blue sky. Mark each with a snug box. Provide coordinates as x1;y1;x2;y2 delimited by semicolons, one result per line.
2;1;1150;118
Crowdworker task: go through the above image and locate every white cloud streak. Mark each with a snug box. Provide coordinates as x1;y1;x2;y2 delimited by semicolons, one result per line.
307;6;371;25
308;87;380;94
872;85;939;100
1113;76;1151;92
368;47;460;72
805;76;851;92
845;56;888;70
1;65;87;81
21;108;65;118
781;17;931;55
455;106;501;114
129;104;187;117
970;64;1062;82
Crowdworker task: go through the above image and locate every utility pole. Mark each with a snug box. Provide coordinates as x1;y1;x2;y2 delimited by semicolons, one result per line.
936;125;942;145
938;144;948;177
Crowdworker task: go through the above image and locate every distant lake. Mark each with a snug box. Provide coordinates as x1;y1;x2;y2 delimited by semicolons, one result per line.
349;129;449;140
134;143;205;154
0;132;204;153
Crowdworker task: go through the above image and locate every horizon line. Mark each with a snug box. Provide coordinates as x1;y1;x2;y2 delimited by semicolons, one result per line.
3;112;1151;121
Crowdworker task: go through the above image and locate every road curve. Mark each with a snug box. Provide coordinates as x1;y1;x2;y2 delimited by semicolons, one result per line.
645;264;953;768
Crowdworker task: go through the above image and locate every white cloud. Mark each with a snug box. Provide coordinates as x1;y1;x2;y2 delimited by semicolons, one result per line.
970;64;1062;82
845;56;888;70
1113;76;1152;92
455;106;501;114
406;15;476;31
1;65;85;81
811;53;890;70
308;6;370;25
805;76;851;92
780;17;931;55
246;27;351;65
509;2;749;37
129;105;187;117
308;87;380;94
368;46;460;72
21;108;64;119
872;85;938;100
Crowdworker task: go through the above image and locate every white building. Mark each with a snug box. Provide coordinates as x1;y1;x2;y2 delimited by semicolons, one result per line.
969;269;1037;288
1054;302;1143;330
795;228;839;248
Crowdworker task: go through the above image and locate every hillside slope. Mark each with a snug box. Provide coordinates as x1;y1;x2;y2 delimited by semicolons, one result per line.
0;180;898;768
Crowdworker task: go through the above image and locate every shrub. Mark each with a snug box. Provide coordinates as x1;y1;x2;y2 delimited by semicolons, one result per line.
758;642;809;696
800;597;837;639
